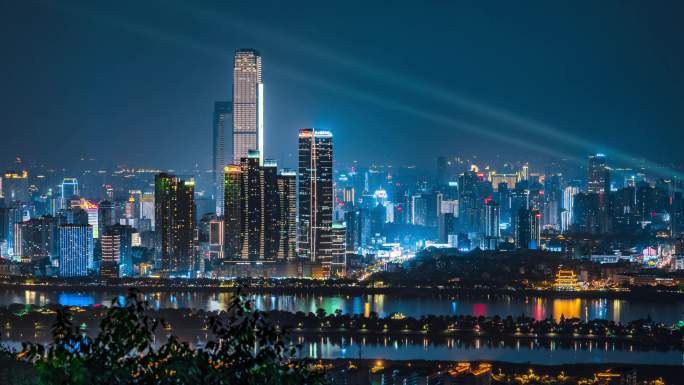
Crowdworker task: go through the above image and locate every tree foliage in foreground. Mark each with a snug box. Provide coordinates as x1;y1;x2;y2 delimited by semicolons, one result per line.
19;289;327;385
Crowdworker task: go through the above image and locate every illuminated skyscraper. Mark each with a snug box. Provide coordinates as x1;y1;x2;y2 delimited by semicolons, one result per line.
100;232;120;279
588;154;610;195
61;178;79;208
155;173;196;275
232;49;263;164
59;224;94;277
331;222;347;277
223;165;242;258
483;200;500;250
101;224;134;278
298;128;333;275
213;101;232;216
515;208;541;249
276;170;297;260
561;185;579;232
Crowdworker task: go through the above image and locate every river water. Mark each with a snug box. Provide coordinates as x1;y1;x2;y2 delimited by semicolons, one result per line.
2;288;683;365
3;288;684;324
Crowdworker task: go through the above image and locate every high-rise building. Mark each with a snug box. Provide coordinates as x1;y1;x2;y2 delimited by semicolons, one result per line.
98;200;116;238
208;218;224;260
224;165;242;258
101;224;134;278
331;223;347;277
61;178;79;209
14;216;58;263
72;199;100;238
298;128;334;275
588;154;610;195
100;232;120;279
140;192;155;230
213;101;232;216
59;224;94;277
232;49;263;164
276;170;297;260
561;185;579;232
155;173;196;276
2;171;29;204
483;200;500;250
239;151;263;259
515;208;540;249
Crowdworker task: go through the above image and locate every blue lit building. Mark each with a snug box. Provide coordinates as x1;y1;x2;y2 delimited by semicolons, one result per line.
58;224;93;277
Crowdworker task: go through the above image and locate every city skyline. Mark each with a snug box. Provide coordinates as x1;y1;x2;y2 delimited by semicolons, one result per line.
1;1;684;174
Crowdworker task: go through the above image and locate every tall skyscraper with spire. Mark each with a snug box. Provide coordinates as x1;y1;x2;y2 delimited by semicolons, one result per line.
213;101;232;216
232;49;263;165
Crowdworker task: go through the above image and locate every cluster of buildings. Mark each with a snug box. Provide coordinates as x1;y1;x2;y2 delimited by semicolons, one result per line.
0;49;344;279
1;48;683;280
331;153;684;266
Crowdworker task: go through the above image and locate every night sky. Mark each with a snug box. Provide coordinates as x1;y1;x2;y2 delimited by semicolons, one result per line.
1;0;683;172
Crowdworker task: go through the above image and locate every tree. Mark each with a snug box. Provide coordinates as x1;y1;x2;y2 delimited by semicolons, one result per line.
19;289;327;385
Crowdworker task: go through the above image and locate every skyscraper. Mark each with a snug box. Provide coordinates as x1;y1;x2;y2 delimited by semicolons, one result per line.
515;208;540;249
276;169;297;260
59;224;94;277
155;173;196;276
331;223;347;277
232;49;263;164
224;165;242;258
101;224;134;278
298;128;333;276
588;154;610;195
213;101;232;216
483;200;500;250
61;178;79;209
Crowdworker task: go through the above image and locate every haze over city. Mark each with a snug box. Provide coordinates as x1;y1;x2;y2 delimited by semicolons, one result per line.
2;0;684;172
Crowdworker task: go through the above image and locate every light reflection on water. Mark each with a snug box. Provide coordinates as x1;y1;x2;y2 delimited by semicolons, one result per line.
1;289;683;324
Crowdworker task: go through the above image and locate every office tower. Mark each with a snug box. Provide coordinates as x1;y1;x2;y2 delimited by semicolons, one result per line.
239;152;262;259
213;101;232;216
438;212;455;243
543;174;562;230
588;154;610;195
298;128;333;275
276;170;297;260
561;186;579;232
155;173;196;275
100;232;120;279
140;192;155;230
331;223;347;277
2;171;29;203
14;216;57;263
515;208;540;249
232;49;263;164
102;224;134;278
529;208;541;249
98;200;116;238
208;218;224;260
61;178;79;208
458;171;491;233
72;199;100;238
223;165;242;258
59;224;94;277
483;200;500;250
344;210;358;252
261;159;279;259
0;205;22;258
